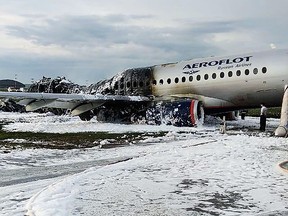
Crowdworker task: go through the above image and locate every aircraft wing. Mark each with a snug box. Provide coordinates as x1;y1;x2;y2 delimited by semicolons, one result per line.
0;92;152;116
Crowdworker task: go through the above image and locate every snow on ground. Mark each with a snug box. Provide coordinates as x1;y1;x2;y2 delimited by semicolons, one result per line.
0;112;288;216
1;111;199;134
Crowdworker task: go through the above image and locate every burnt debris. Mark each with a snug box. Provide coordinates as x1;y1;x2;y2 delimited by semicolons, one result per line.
0;76;86;113
27;66;154;97
0;99;26;113
0;67;155;123
28;76;86;94
27;76;86;115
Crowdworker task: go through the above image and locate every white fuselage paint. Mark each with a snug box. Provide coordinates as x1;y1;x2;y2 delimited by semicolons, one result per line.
152;49;288;110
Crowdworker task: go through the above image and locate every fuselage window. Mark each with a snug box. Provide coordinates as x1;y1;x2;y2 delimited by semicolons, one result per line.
228;71;232;77
159;79;164;85
262;67;267;73
236;70;241;76
189;76;193;82
120;83;124;89
127;82;131;88
253;68;258;74
175;77;179;83
212;73;216;79
167;78;171;84
139;81;144;87
245;69;249;75
220;72;224;78
153;80;157;85
146;81;150;86
196;75;201;81
182;76;186;82
133;81;137;87
204;74;209;80
120;77;124;82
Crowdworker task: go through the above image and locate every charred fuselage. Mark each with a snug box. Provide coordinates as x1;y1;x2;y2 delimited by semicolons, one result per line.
84;67;154;123
27;67;203;126
85;67;153;96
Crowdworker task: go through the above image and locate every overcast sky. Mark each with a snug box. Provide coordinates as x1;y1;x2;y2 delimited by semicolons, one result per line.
0;0;287;85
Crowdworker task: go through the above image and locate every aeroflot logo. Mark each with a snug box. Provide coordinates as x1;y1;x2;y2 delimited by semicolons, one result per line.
183;56;253;73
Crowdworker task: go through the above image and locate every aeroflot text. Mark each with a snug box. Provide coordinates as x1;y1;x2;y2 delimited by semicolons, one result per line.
185;56;253;69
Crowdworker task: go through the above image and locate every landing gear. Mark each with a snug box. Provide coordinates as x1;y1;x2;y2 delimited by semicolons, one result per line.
220;116;227;134
275;85;288;137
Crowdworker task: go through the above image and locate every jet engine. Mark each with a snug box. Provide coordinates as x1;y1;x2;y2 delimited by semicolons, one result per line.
146;100;205;126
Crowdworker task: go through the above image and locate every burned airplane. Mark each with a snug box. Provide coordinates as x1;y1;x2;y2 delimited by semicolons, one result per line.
1;49;288;136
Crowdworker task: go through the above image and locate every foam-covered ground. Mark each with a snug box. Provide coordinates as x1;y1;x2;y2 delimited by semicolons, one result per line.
0;112;287;216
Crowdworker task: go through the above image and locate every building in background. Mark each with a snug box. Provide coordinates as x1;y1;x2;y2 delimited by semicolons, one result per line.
0;79;25;91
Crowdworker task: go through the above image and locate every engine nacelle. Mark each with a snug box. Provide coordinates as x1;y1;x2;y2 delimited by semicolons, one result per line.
146;100;205;126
